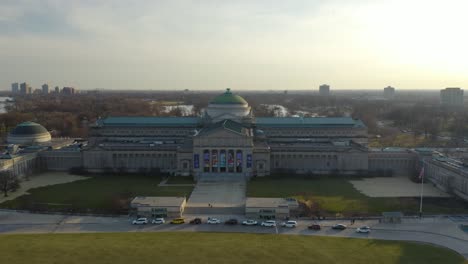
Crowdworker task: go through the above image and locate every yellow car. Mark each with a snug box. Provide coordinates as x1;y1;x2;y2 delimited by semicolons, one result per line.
170;218;185;224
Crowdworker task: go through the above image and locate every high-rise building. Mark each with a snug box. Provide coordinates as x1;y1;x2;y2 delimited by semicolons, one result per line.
11;83;19;93
62;87;76;95
55;86;60;93
440;87;464;107
319;84;330;96
383;86;395;99
42;83;49;94
19;82;32;95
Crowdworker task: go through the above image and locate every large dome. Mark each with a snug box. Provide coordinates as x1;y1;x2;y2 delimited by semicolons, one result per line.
7;121;51;145
210;88;248;105
206;88;251;122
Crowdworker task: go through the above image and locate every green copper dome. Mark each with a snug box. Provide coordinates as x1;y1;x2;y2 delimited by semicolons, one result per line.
210;88;248;105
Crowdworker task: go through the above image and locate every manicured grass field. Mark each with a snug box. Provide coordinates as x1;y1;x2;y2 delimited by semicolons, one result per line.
166;175;195;184
0;175;193;214
247;177;468;216
0;232;465;264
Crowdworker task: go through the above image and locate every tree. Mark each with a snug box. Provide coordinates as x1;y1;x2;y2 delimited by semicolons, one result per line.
0;171;20;197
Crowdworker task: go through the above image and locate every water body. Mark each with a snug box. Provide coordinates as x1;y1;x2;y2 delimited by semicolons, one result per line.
0;97;13;113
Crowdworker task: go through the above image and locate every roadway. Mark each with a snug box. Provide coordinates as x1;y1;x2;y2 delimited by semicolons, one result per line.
0;211;467;259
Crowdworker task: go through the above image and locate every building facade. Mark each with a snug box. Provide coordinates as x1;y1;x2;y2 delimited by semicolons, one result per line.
440;87;464;107
319;84;330;96
82;89;374;179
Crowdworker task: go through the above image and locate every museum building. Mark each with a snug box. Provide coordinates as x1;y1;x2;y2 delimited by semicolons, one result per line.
81;88;384;179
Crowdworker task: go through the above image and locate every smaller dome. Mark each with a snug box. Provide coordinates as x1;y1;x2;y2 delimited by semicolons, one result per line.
210;88;248;105
9;122;49;135
7;121;51;145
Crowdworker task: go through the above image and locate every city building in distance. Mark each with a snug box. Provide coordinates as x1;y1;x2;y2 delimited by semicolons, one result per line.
440;87;464;107
42;83;49;94
383;86;395;100
11;83;19;93
19;82;32;95
319;84;330;96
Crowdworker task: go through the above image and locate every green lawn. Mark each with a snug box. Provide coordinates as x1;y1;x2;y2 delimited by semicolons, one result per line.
166;175;195;184
0;175;193;214
247;177;468;216
0;233;465;264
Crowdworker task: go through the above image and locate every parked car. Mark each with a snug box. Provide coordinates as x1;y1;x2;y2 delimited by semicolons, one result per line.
170;218;185;224
207;218;221;224
261;220;277;227
132;218;148;225
225;218;238;225
242;219;258;226
308;224;321;230
151;218;165;224
190;218;202;224
331;224;347;230
356;226;371;233
281;220;297;228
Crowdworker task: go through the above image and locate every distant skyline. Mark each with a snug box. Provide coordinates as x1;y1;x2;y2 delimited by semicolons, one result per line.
1;0;467;90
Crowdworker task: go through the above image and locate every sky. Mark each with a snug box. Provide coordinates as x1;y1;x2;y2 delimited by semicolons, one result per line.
1;0;467;91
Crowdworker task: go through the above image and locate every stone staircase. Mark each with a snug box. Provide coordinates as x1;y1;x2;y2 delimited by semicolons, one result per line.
184;174;247;215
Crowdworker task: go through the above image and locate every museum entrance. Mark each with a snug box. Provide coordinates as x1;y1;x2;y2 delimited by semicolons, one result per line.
197;149;252;175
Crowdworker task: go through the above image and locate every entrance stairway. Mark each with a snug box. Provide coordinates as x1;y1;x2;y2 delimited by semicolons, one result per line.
184;174;246;215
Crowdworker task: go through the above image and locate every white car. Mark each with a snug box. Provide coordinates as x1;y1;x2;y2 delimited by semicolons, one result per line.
132;218;148;225
356;226;371;233
281;220;297;228
152;218;165;224
207;218;221;224
242;219;258;226
261;220;277;227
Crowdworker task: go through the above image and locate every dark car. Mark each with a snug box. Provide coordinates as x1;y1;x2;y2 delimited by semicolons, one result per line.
190;218;202;224
224;219;238;225
308;224;321;230
331;224;347;230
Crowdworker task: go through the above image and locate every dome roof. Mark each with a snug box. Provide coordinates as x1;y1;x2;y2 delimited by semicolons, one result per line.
210;88;248;105
9;121;48;135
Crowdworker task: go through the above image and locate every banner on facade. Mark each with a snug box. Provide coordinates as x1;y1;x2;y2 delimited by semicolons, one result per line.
194;154;199;169
236;151;242;172
204;151;210;168
220;151;226;168
228;150;234;167
212;150;218;167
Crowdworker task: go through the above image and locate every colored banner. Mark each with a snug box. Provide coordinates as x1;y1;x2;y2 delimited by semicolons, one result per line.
220;151;226;168
236;151;242;168
228;151;234;167
246;154;252;168
204;151;210;168
194;154;199;169
212;150;218;167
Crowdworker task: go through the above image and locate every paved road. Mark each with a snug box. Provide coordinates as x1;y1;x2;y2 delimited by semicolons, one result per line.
1;211;467;259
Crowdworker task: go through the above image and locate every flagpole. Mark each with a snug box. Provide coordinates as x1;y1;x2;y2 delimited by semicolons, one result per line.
419;164;424;218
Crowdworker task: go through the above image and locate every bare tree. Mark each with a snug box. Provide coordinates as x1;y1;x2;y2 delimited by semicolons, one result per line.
0;171;20;197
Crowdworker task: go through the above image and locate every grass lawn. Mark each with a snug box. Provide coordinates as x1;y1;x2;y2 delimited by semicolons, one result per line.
166;175;195;184
0;232;465;264
0;175;193;214
247;177;468;216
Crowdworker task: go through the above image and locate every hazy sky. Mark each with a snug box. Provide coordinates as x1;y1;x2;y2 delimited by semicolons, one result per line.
1;0;467;90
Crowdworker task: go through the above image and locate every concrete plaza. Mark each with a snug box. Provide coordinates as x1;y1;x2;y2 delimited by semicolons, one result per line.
350;176;451;198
